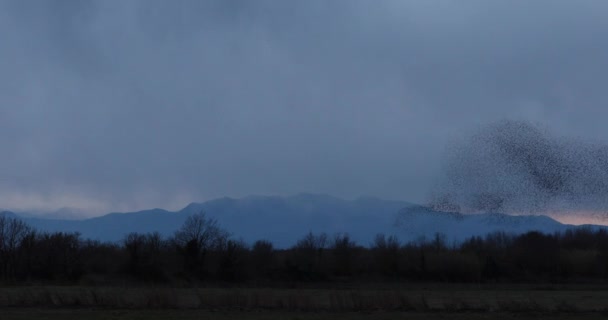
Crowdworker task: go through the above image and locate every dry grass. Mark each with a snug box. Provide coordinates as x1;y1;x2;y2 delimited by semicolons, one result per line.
0;284;607;314
1;309;608;320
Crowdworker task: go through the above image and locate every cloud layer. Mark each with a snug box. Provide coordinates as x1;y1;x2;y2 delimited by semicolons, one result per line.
1;1;608;214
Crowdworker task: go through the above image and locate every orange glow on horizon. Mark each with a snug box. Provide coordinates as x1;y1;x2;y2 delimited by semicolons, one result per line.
548;213;608;226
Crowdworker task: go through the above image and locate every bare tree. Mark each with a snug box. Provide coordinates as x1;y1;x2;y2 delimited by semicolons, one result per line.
292;232;329;279
173;211;228;277
0;215;31;281
123;232;166;280
251;240;275;278
331;233;358;276
174;212;227;251
295;231;328;252
372;234;401;276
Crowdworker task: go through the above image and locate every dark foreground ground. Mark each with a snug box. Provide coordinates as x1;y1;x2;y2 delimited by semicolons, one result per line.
1;284;607;319
2;309;608;320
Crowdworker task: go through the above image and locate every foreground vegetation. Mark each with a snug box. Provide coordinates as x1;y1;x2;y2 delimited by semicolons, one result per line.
2;212;608;318
1;212;608;285
1;284;608;317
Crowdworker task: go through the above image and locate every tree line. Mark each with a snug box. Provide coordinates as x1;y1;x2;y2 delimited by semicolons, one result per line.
1;212;608;285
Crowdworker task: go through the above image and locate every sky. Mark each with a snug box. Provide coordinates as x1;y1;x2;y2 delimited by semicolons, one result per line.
1;1;608;217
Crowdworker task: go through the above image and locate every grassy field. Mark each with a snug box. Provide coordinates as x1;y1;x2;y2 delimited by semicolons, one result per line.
0;284;607;319
2;309;608;320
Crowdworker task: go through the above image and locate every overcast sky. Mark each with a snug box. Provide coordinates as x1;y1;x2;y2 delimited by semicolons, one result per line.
1;1;608;215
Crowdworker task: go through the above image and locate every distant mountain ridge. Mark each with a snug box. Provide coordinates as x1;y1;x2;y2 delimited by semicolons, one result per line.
1;194;604;247
395;205;581;244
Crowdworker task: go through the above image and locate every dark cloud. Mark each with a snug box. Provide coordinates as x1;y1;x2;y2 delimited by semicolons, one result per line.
1;1;607;214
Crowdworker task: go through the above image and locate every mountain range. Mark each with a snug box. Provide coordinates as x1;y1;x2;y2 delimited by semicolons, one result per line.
1;194;604;247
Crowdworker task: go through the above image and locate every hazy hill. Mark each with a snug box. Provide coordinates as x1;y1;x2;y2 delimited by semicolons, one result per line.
395;205;580;244
2;194;603;247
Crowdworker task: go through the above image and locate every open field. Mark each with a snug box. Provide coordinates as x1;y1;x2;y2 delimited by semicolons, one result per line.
0;284;608;319
2;309;608;320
